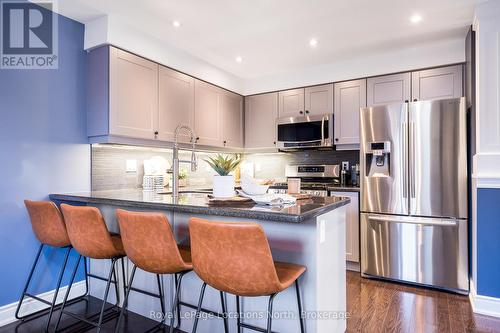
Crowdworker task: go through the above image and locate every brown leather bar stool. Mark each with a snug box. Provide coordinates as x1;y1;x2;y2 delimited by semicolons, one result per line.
16;201;88;332
189;217;306;333
55;204;126;333
113;209;194;333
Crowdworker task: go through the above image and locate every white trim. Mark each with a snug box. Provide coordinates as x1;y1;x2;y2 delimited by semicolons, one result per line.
472;173;500;188
0;281;86;327
469;280;500;318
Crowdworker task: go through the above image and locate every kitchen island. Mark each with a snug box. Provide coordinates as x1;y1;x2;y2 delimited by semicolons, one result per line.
50;189;350;333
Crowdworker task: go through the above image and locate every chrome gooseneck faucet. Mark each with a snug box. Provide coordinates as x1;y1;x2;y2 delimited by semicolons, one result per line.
171;124;198;198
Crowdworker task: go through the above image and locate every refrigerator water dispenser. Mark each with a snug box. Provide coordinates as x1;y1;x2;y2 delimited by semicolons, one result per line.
365;141;391;177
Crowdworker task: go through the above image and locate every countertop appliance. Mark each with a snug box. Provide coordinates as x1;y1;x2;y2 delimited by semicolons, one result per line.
276;114;333;150
360;97;468;294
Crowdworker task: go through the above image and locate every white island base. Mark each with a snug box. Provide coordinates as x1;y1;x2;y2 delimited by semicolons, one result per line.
84;204;346;333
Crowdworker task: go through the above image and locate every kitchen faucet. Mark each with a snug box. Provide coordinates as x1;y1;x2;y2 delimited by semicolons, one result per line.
171;124;198;198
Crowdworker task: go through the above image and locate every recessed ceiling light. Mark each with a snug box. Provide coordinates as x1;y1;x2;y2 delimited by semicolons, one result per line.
309;38;318;48
172;20;181;28
235;56;243;63
410;14;422;24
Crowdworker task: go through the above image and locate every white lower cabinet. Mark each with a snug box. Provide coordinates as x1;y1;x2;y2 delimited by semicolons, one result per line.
330;191;359;263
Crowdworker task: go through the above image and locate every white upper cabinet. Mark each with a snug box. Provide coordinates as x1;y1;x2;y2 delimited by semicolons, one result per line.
411;65;463;101
278;88;305;117
194;80;244;148
304;84;334;115
109;47;159;140
194;80;222;147
220;91;244;148
158;66;195;143
334;79;366;148
367;73;411;107
245;93;278;149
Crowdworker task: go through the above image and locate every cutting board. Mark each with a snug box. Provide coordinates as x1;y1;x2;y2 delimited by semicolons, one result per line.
206;195;253;205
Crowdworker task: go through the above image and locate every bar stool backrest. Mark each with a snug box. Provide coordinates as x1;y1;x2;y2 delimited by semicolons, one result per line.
189;217;282;296
116;209;189;274
60;204;118;259
24;200;70;247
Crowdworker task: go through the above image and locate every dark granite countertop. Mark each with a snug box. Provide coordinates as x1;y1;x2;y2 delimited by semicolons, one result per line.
50;189;350;223
327;186;360;193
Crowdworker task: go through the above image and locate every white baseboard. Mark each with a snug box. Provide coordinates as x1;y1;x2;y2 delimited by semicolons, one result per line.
469;280;500;318
0;281;86;327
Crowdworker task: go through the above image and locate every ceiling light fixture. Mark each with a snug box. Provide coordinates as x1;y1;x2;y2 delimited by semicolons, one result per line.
172;20;181;28
410;14;422;24
309;38;318;48
235;56;243;63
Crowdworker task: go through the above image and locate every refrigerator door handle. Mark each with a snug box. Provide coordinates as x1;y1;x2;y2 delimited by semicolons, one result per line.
409;122;416;198
402;122;408;198
368;215;458;227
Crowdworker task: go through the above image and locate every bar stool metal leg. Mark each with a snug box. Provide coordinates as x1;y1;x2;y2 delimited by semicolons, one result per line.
54;254;82;332
96;258;118;333
192;282;207;333
295;280;305;333
174;273;182;329
219;291;229;333
236;295;242;333
266;293;277;333
168;271;187;333
114;264;137;333
15;244;44;320
44;247;72;332
156;274;166;317
112;260;120;306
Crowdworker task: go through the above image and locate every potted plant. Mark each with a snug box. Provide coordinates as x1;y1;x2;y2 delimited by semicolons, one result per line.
205;154;242;198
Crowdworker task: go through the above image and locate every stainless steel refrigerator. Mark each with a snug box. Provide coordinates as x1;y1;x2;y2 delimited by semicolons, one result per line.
360;97;469;294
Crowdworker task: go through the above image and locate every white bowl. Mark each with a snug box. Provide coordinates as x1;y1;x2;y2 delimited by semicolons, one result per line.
241;182;269;195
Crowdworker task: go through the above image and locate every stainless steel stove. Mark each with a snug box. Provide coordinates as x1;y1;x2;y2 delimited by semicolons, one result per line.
268;164;341;197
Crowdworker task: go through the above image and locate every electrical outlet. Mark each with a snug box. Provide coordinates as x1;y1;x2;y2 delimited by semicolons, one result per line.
342;161;349;170
126;159;137;172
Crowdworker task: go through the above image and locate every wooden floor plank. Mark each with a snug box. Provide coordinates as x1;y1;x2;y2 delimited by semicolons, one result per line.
346;271;500;333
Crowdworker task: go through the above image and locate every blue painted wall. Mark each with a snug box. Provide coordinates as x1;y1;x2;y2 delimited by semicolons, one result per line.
476;188;500;298
0;11;90;306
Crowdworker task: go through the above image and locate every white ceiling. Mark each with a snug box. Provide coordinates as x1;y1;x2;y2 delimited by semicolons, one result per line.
57;0;481;80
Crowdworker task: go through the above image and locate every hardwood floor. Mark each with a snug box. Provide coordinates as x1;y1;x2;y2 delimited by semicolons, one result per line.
2;272;500;332
346;271;500;333
0;296;185;333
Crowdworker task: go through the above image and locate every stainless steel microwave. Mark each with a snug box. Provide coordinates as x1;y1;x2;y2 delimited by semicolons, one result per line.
276;114;333;150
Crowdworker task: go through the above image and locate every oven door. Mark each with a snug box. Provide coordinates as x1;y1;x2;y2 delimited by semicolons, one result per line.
276;114;333;149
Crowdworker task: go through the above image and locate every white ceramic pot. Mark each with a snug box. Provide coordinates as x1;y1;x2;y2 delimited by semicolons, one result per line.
212;175;235;198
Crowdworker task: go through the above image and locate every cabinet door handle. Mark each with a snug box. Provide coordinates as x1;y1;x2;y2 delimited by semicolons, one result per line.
305;110;310;114
404;100;409;103
413;99;418;102
154;131;159;138
223;140;227;146
299;111;304;114
196;137;200;142
335;138;339;142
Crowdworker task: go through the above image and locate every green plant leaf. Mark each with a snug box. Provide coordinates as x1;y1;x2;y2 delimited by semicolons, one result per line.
204;154;241;176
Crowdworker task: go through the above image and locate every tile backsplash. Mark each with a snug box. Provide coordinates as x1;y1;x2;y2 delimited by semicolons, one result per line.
92;145;230;191
92;144;359;191
242;150;359;180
